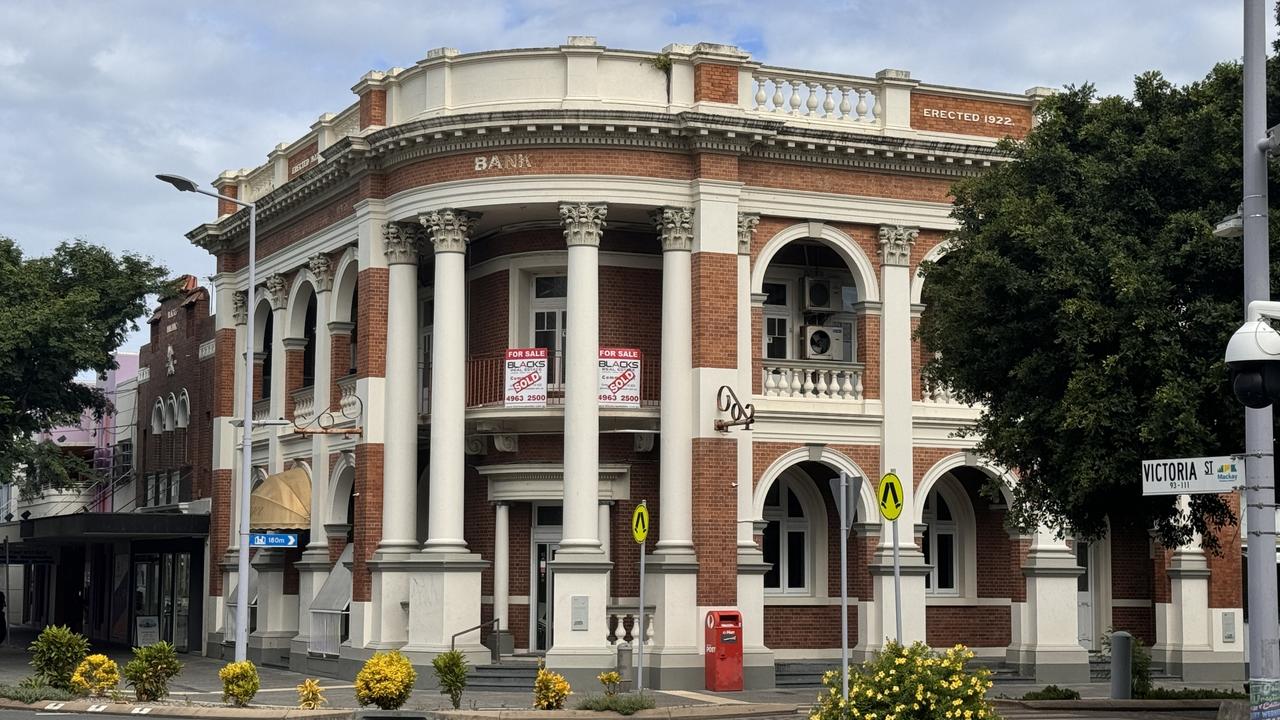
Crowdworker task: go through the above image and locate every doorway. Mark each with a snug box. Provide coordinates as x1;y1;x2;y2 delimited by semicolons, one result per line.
530;504;563;653
1075;540;1093;649
134;552;192;652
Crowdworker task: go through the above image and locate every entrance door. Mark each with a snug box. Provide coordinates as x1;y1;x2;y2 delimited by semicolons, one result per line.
535;542;557;651
530;504;563;653
1076;540;1094;649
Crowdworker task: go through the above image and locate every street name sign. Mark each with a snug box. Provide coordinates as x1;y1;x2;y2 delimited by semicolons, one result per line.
1141;456;1244;496
249;533;298;548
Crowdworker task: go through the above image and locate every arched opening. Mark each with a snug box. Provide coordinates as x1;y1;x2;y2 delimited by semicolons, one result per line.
301;293;318;388
259;310;274;401
348;290;359;376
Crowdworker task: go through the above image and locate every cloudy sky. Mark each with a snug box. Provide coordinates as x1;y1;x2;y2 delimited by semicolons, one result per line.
0;0;1266;351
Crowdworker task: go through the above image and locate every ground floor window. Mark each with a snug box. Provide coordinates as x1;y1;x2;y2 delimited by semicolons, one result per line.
922;489;957;595
763;475;809;593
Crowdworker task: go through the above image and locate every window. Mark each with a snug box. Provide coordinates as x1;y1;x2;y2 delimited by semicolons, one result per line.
420;297;432;414
762;281;791;360
922;489;958;595
260;312;274;400
301;295;317;387
763;475;809;593
531;275;567;386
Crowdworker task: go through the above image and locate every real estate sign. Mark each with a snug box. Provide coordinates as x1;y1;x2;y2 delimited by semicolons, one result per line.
504;348;548;407
598;348;641;408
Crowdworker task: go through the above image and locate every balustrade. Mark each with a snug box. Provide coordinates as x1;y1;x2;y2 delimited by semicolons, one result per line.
252;399;271;423
337;375;359;419
291;387;315;426
751;69;881;123
606;606;655;647
762;360;864;400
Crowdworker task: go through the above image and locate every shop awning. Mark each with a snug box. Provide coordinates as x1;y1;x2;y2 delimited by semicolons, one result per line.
311;545;353;613
250;467;310;530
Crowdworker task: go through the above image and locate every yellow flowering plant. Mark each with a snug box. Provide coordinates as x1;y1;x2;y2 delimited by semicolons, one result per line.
296;678;327;709
596;670;622;697
533;664;572;710
218;660;260;707
810;641;997;720
70;655;120;697
355;651;417;710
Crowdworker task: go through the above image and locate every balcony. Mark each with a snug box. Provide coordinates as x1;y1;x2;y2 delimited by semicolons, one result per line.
291;387;315;426
252;399;271;423
418;353;660;415
761;359;864;400
337;375;360;422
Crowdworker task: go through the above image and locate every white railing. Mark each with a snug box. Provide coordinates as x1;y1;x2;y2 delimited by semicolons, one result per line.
292;387;315;426
751;68;880;123
309;610;346;657
337;375;359;420
252;399;271;423
606;607;655;647
137;366;150;384
921;380;973;406
762;360;864;400
242;164;277;204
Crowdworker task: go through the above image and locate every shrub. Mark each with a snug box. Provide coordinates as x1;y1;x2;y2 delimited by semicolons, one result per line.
0;683;77;703
122;642;183;702
28;625;89;690
576;692;655;715
70;655;120;697
297;678;327;709
355;650;416;710
809;641;996;720
533;665;572;710
596;671;622;697
430;650;468;709
1022;685;1081;701
1141;686;1247;700
218;660;260;707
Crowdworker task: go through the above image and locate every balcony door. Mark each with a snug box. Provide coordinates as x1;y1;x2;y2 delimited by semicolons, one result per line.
531;276;567;388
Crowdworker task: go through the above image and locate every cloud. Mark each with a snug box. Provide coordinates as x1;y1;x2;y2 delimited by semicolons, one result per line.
0;0;1263;351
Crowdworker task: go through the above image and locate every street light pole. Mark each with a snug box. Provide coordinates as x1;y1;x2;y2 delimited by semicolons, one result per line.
1240;0;1280;686
156;174;256;662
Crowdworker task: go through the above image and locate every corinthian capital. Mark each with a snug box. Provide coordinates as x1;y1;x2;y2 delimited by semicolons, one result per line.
232;290;248;325
265;273;289;310
652;206;694;252
877;224;918;267
309;253;335;291
737;213;760;255
382;221;422;265
559;202;607;247
419;208;480;254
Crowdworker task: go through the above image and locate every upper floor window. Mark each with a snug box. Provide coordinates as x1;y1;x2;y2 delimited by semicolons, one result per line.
531;275;567;386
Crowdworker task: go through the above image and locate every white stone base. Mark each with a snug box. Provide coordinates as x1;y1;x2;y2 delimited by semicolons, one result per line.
402;551;487;658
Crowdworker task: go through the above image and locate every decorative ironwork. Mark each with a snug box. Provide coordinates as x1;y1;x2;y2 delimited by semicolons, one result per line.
714;385;756;432
291;386;364;437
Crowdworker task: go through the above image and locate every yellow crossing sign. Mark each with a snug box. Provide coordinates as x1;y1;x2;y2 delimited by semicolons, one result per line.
878;473;904;521
632;501;649;543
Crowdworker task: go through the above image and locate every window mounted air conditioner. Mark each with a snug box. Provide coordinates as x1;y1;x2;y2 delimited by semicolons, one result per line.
804;277;836;312
802;325;844;361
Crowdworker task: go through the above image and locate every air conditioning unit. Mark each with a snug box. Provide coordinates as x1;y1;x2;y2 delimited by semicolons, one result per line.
802;325;845;361
804;277;836;312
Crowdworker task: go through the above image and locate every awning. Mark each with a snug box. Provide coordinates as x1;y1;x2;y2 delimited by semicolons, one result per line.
311;545;353;612
249;467;310;530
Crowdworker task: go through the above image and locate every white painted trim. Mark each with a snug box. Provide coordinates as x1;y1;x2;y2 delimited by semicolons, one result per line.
382;175;696;220
925;596;1012;607
328;452;357;527
226;218;361;293
751;222;880;303
469;249;662;282
919;473;975;600
914;451;1015;523
478;463;632;502
753;445;878;523
739;188;957;233
285;270;319;340
329;246;360;322
763;595;861;606
1112;598;1154;608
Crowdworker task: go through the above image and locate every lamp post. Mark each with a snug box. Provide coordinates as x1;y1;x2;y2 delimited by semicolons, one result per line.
157;173;256;662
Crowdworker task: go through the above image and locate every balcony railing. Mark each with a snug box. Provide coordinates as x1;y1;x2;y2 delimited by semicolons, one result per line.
750;67;881;124
252;399;271;423
337;375;359;420
454;352;660;410
606;605;655;647
762;359;864;400
292;387;315;426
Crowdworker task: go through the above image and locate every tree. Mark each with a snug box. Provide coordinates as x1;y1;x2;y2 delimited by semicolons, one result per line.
0;237;169;496
916;59;1280;551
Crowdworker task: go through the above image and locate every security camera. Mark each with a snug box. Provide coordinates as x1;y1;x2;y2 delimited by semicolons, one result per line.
1225;302;1280;408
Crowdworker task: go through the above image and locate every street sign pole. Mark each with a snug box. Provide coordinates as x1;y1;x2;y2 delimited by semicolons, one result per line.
839;472;848;706
892;516;902;644
632;501;649;694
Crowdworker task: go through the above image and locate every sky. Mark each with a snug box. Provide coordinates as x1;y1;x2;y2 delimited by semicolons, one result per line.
0;0;1268;352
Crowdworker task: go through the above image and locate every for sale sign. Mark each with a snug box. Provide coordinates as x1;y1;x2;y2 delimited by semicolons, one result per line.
598;348;642;408
505;348;548;407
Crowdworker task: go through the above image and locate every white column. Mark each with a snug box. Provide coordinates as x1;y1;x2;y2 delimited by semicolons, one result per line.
422;209;478;552
494;502;510;631
598;501;612;565
229;290;249;557
654;207;694;556
1008;525;1089;683
867;225;927;650
265;274;289;474
544;202;614;687
380;225;421;554
559;202;607;553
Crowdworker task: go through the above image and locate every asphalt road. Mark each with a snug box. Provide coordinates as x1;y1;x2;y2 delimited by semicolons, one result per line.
0;708;1226;720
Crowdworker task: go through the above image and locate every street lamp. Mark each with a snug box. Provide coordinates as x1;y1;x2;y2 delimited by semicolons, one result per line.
157;173;256;663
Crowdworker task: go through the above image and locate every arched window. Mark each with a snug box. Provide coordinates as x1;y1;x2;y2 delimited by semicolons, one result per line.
151;399;165;435
763;474;811;594
175;390;190;429
922;489;959;595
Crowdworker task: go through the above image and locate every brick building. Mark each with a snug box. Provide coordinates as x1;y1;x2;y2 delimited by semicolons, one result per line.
185;39;1244;687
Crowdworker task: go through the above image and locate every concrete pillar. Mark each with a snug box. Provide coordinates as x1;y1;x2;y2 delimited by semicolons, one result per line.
545;202;613;687
655;206;694;557
366;221;421;650
494;502;510;631
265;274;290;474
1007;526;1089;683
248;549;296;668
402;209;487;661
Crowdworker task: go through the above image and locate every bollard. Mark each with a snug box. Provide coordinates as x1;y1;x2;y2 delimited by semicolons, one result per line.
1110;631;1132;699
617;641;634;691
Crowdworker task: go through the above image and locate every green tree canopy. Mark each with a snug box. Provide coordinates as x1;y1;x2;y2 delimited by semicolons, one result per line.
917;60;1280;551
0;237;169;496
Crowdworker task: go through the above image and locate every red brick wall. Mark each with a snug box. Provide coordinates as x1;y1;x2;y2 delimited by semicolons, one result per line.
1206;493;1243;608
600;266;662;366
694;152;738;180
910;93;1033;140
926;606;1011;647
468;270;509;358
210;469;231;595
858;314;880;400
283;348;303;418
692;253;737;369
913;447;958;490
1009;537;1029;603
753;442;880;492
352;443;383;602
693;438;737;606
330;332;352;406
741;161;954;204
693;63;738;104
360;88;387;129
288;142;319;180
216;184;239;218
763;605;854;649
213;328;236;417
357;268;387;379
1112;606;1156;646
1111;524;1154;601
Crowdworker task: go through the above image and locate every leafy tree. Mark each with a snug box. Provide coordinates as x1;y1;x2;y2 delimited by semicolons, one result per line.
917;58;1280;551
0;237;169;497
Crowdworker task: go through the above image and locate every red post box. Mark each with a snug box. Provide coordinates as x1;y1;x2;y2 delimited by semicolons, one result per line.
704;610;743;691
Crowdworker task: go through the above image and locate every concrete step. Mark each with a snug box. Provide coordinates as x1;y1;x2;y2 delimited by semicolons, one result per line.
774;662;831;688
468;661;540;690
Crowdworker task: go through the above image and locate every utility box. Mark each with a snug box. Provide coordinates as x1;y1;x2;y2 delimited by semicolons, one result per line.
704;610;743;691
